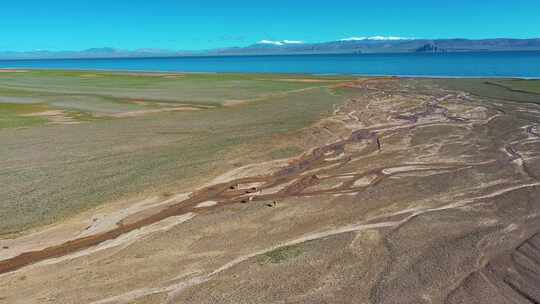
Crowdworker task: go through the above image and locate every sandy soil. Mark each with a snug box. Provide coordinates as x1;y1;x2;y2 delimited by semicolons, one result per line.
21;110;80;125
104;107;202;118
0;69;27;73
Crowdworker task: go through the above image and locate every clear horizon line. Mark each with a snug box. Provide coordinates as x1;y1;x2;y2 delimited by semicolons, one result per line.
1;36;540;53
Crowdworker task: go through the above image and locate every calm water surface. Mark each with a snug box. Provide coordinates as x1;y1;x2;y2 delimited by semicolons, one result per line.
1;51;540;78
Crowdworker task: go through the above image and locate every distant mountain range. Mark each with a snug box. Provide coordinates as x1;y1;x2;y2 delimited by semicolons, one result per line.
1;38;540;60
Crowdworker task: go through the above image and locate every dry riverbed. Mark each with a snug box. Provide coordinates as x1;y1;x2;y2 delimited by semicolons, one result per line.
1;77;540;303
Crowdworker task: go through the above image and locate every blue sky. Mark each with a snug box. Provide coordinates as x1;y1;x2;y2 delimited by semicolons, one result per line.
1;0;539;51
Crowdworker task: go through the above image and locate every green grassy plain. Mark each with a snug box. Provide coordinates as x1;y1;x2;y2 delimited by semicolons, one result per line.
432;78;540;104
257;244;304;264
0;70;350;130
0;70;353;235
0;103;48;129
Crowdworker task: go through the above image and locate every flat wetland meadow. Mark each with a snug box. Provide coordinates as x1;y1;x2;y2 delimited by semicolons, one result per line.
0;70;353;235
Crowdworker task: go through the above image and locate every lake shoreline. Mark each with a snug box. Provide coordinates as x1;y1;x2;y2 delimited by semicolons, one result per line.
1;51;539;78
1;67;540;80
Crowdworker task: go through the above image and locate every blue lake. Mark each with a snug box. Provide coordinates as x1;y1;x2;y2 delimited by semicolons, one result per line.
1;51;540;78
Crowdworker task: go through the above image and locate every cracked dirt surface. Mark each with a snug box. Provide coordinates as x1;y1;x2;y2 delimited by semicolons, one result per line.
1;78;539;303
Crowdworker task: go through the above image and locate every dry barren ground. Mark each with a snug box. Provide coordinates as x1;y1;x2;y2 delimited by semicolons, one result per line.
1;77;540;303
